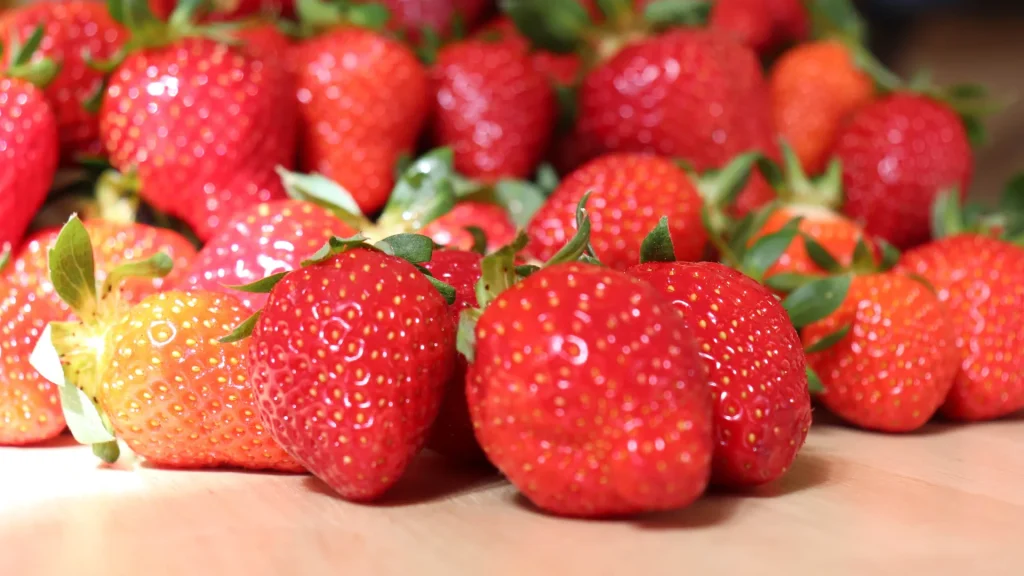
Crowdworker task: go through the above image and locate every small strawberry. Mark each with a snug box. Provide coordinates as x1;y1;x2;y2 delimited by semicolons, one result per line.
178;199;356;310
420;201;517;253
801;272;959;432
1;219;196;446
458;230;714;517
226;234;458;501
291;6;429;215
0;26;59;250
430;38;556;183
98;1;298;241
0;0;127;161
421;248;487;463
710;0;809;56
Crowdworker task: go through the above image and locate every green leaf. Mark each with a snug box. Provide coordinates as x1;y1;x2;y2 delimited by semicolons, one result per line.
376;233;435;264
48;215;98;319
92;441;121;463
554;82;579;133
876;238;901;271
346;2;391;30
961;115;987;148
515;264;541;277
930;188;964;240
0;245;11;273
11;24;45;67
782;274;852;328
224;272;288;294
494;179;546;228
596;0;632;23
728;200;781;258
381;147;458;230
743;217;802;280
102;253;174;296
416;26;442;65
697;151;763;209
764;272;821;294
801;233;842;273
806;366;825;394
476;232;529;309
425;275;457;305
945;83;988;100
850;237;876;272
536;163;560;195
219;311;262;344
999;172;1024;215
456;308;481;362
544;192;595;266
811;0;866;48
904;272;938;295
639;216;676;263
804;324;851;354
277;166;368;229
500;0;591;54
465;226;488;255
642;0;710;28
301;234;373;266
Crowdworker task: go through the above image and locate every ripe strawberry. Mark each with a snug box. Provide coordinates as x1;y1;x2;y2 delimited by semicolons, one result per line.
227;19;294;68
802;273;959;432
831;93;973;249
0;0;127;161
0;70;58;250
628;260;811;488
149;0;295;22
99;8;298;242
293;24;429;215
430;38;556;182
0;220;196;446
462;259;714;517
370;0;490;44
421;249;487;463
709;0;809;56
420;201;517;253
896;234;1024;421
473;17;582;87
178;199;356;310
769;40;874;176
239;236;457;501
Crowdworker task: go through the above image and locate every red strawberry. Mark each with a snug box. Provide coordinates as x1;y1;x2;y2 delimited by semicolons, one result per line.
0;0;127;161
709;0;809;56
628;260;811;488
0;220;196;446
430;38;556;182
293;25;429;215
802;273;960;432
895;234;1024;421
227;19;294;69
831;93;973;249
0;69;58;250
420;201;517;253
474;17;582;87
421;249;487;463
178;199;356;310
241;237;457;501
462;258;714;517
368;0;490;44
99;8;297;242
149;0;295;22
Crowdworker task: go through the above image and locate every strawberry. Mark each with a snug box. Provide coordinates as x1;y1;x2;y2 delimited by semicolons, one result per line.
368;0;490;44
227;19;294;68
0;0;127;161
831;93;973;249
473;17;582;87
420;201;517;253
229;234;458;501
458;235;714;517
801;272;960;432
1;220;196;446
430;38;556;183
709;0;809;56
769;40;875;176
149;0;295;22
896;232;1024;422
292;10;429;215
98;2;298;242
178;199;356;310
0;38;58;250
420;249;487;463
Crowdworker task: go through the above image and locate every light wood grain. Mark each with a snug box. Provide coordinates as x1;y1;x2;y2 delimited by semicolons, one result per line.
2;413;1022;576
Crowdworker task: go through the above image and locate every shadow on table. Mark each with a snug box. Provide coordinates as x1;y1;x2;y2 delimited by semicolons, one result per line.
808;408;972;437
742;451;833;498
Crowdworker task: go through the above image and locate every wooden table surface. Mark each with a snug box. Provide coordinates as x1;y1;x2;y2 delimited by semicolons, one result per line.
2;413;1022;576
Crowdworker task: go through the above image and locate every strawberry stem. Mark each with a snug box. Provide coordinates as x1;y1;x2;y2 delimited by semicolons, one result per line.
3;25;61;88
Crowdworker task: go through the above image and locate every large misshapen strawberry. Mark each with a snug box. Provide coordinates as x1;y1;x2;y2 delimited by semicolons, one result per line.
222;233;458;501
0;0;127;162
96;0;298;242
2;219;196;446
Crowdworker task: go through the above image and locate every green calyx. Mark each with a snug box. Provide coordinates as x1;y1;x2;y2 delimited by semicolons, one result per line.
771;140;844;210
685;150;770;239
2;24;62;89
43;214;175;463
219;232;457;343
932;178;1024;246
294;0;391;37
456;194;598;361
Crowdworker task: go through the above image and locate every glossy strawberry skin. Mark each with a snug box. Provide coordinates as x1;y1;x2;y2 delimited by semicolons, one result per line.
230;20;294;69
0;0;127;160
574;30;779;206
629;261;811;488
0;76;58;249
831;93;972;249
100;37;298;241
896;235;1024;421
474;17;582;87
178;200;355;310
431;39;556;183
100;290;303;471
802;273;959;432
420;249;487;463
769;41;874;176
248;249;456;501
468;264;713;517
420;201;517;253
753;204;869;278
527;154;707;270
0;222;197;446
293;28;429;216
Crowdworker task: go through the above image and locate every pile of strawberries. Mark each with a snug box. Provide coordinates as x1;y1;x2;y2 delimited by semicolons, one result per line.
1;0;1021;518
